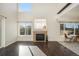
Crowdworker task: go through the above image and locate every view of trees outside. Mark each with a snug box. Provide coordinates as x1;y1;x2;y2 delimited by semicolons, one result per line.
25;26;31;35
20;22;32;35
20;26;25;35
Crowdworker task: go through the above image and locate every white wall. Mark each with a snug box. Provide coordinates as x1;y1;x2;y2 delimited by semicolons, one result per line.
5;12;17;47
0;3;18;47
47;16;61;41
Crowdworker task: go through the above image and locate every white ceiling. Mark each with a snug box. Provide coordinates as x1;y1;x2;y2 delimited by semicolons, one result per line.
19;3;67;17
0;3;68;20
0;3;18;17
32;3;66;16
61;4;79;20
0;3;17;12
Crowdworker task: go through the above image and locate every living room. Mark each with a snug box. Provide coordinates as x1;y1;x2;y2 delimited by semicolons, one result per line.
0;3;79;56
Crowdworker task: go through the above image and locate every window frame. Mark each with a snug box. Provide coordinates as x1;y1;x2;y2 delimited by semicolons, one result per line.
18;21;32;36
60;23;79;35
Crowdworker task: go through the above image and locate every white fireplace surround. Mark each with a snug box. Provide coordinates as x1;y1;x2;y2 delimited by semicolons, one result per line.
33;31;47;42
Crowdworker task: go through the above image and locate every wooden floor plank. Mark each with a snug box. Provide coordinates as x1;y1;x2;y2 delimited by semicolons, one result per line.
0;41;78;56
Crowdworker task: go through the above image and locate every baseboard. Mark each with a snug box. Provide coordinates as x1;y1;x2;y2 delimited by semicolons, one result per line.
5;40;16;47
17;40;33;41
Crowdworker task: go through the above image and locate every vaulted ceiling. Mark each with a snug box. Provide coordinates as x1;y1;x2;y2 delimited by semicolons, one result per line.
1;3;79;21
18;3;67;17
60;4;79;20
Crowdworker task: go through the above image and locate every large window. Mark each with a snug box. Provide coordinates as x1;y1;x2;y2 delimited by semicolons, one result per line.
19;22;32;35
64;23;74;35
60;23;79;35
34;19;47;30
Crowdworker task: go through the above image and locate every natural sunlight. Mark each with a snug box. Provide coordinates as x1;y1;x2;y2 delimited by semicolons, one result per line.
19;3;32;12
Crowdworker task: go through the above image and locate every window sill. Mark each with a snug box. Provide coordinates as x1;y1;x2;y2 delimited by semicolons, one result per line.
18;35;32;37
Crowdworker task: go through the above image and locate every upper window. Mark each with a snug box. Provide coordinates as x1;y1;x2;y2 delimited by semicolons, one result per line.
19;3;32;12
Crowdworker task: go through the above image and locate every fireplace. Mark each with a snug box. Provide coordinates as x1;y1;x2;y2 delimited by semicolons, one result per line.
33;31;47;42
36;34;45;41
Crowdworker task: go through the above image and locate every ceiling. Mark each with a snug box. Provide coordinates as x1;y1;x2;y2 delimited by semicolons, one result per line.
60;4;79;20
18;3;67;17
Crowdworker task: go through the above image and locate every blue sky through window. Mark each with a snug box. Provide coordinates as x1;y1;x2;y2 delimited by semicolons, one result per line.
64;23;79;28
19;3;32;12
64;23;74;28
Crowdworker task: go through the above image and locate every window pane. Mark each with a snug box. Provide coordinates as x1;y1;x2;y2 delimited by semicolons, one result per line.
25;26;31;35
25;22;32;35
27;26;31;35
25;26;28;35
60;24;64;35
64;23;74;35
60;24;64;30
75;24;79;35
20;23;26;35
19;22;32;35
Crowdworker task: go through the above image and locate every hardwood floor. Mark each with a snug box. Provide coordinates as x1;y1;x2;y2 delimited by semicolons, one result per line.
0;41;78;56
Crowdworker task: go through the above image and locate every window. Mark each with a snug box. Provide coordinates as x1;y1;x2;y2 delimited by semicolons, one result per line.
34;19;47;30
60;24;64;35
60;23;79;35
75;24;79;35
19;3;32;12
19;22;32;35
20;23;26;35
64;23;74;35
